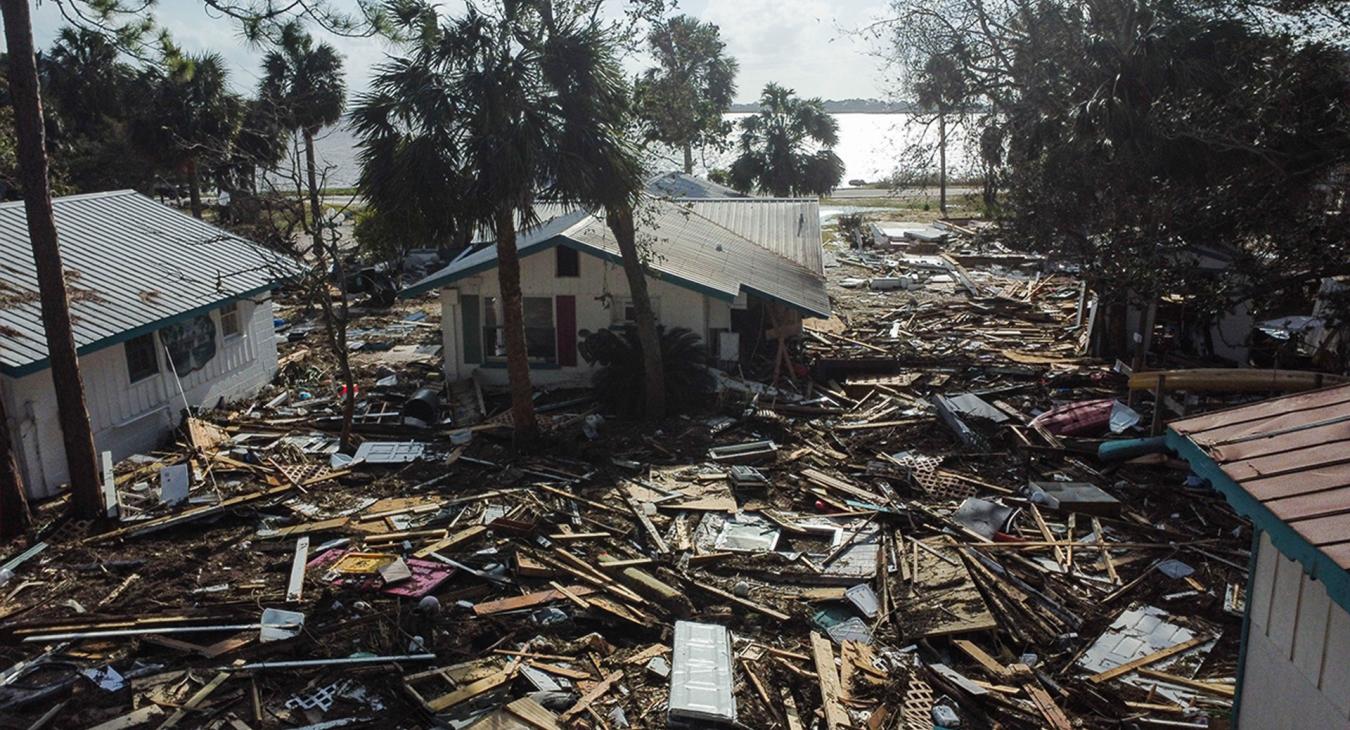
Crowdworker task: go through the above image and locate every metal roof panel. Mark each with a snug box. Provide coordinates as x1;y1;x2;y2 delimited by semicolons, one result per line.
0;191;299;373
1171;384;1350;576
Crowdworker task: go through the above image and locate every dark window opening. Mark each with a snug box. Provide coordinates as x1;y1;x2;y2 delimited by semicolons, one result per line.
556;246;580;278
484;296;557;363
125;333;159;383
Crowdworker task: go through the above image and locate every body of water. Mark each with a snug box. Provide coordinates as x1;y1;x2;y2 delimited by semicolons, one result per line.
311;112;975;190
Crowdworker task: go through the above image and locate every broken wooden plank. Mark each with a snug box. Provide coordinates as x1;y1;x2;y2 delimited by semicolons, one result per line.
158;671;232;728
622;491;671;555
424;665;517;713
286;537;309;603
1023;683;1072;730
1088;636;1208;684
412;525;487;558
87;486;291;543
810;632;850;730
1136;668;1235;698
690;580;790;622
472;585;597;616
953;640;1011;680
559;669;623;722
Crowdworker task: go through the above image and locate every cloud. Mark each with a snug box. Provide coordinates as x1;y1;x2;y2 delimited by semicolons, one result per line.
21;0;893;101
695;0;890;101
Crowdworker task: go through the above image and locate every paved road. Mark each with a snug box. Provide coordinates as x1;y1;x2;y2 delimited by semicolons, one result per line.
827;185;980;200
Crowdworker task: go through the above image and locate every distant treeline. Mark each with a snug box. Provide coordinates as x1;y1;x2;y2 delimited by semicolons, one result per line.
727;98;985;114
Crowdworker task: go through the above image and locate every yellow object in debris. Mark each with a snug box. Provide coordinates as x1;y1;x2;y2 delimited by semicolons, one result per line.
331;552;398;575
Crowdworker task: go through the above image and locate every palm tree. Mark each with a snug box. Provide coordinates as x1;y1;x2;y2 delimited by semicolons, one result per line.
258;20;345;240
354;1;663;437
134;51;243;218
257;22;355;445
634;15;738;174
728;83;844;197
42;28;128;137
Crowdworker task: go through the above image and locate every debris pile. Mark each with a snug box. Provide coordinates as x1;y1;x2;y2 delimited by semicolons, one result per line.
0;225;1265;729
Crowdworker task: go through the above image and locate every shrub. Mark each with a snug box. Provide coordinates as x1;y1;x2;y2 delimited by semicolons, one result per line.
583;325;715;417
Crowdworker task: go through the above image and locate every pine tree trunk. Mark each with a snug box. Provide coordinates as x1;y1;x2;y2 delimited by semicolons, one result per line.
494;208;539;443
938;111;948;216
1;1;103;520
303;129;356;449
682;144;694;175
187;157;203;219
0;390;31;540
606;204;665;419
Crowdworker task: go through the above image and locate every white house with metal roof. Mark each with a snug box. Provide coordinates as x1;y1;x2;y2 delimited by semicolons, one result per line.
401;179;830;388
0;191;296;499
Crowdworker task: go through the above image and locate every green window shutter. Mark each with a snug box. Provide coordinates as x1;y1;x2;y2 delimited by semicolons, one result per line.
461;295;482;364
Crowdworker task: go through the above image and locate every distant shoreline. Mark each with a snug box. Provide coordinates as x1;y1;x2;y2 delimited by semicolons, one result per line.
728;104;922;114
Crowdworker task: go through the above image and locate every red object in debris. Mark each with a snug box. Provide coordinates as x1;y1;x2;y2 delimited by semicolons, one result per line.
992;531;1026;543
338;383;360;398
814;499;834;513
1031;398;1114;436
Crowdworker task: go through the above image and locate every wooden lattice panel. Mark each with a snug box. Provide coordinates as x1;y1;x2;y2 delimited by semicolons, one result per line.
890;453;977;501
902;677;934;730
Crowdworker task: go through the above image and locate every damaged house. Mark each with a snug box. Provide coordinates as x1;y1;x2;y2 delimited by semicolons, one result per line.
0;191;295;498
401;176;830;387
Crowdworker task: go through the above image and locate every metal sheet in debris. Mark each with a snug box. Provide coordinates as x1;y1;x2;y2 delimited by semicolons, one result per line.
713;515;780;552
353;441;426;464
669;621;737;724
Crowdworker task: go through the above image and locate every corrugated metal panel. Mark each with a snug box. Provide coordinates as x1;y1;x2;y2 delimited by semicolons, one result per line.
645;171;746;199
679;199;824;275
1171;384;1350;570
0;191;297;373
668;621;737;724
404;196;831;318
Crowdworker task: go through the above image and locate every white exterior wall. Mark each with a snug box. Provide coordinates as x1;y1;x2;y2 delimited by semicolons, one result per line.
438;246;733;387
1238;532;1350;729
1;297;279;499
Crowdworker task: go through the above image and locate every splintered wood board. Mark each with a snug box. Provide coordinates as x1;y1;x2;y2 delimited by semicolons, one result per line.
897;536;996;638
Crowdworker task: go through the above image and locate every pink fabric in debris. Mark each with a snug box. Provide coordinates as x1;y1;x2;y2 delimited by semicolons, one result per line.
1031;398;1115;436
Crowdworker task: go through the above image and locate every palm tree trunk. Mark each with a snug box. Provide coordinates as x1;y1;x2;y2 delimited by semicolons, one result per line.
605;204;666;419
938;111;948;216
1;1;103;521
186;157;203;219
494;207;539;443
0;390;31;540
302;128;356;449
682;144;694;175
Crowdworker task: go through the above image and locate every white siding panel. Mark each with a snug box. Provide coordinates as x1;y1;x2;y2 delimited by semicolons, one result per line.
442;246;718;388
4;297;278;498
1251;532;1279;633
1238;536;1350;728
1267;549;1303;656
1324;604;1350;719
1292;571;1332;686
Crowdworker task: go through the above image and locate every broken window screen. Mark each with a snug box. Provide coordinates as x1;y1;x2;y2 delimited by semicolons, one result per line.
555;245;580;277
220;301;241;337
125;333;159;383
483;296;556;363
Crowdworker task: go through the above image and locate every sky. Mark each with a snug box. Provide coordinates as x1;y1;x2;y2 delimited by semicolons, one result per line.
20;0;898;103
